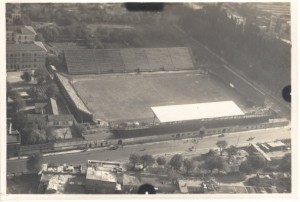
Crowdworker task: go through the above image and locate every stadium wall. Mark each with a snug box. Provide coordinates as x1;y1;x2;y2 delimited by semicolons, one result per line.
112;115;288;139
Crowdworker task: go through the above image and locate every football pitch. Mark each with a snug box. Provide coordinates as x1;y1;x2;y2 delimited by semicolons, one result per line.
72;72;247;122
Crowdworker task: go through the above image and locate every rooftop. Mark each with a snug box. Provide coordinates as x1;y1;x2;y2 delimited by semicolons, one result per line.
267;141;286;148
47;114;74;122
49;98;59;115
86;160;122;182
7;41;47;52
55;73;92;115
7;26;36;35
178;179;203;193
35;102;48;108
151;101;245;123
7;134;20;144
122;174;140;186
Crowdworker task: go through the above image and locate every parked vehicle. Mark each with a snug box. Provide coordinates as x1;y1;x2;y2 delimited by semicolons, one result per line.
108;145;118;150
218;134;225;138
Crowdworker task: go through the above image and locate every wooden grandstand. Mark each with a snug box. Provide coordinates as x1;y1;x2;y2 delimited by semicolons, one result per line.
64;47;195;74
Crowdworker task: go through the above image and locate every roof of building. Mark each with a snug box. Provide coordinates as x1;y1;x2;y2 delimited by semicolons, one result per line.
267;141;286;148
65;47;195;74
34;41;47;51
55;73;92;115
122;174;140;186
178;179;202;193
19;91;29;97
86;168;117;182
47;114;74;122
24;26;37;35
35;102;48;108
49;98;59;115
86;160;122;182
27;114;47;122
151;101;245;123
7;97;14;103
7;41;47;52
251;144;272;161
7;134;19;144
6;26;36;35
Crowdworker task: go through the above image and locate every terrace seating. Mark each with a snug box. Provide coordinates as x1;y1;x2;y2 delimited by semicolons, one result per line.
65;47;195;74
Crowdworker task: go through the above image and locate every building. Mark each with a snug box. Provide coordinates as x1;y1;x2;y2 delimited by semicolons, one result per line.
51;127;73;140
6;9;21;25
6;26;36;44
6;42;47;71
38;163;86;194
7;122;21;158
34;102;48;114
85;160;123;193
26;114;75;127
266;141;287;151
47;98;59;115
47;115;75;127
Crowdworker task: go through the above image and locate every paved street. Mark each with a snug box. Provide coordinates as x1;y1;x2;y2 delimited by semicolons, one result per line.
7;127;290;174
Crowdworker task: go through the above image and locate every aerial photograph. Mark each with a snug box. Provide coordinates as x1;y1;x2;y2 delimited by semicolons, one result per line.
5;2;292;195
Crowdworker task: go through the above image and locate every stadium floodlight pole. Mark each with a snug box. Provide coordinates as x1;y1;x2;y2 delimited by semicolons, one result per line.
152;114;156;125
235;133;241;147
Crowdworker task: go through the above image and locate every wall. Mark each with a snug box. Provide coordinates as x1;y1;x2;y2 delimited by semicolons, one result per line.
9;118;289;157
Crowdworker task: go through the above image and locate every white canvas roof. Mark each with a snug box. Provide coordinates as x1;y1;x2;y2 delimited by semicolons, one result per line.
151;101;244;123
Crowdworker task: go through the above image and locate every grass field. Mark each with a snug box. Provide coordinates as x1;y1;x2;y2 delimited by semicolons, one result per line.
72;72;248;122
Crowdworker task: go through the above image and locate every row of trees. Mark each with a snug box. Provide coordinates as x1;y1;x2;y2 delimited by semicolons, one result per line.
20;68;50;84
177;4;290;97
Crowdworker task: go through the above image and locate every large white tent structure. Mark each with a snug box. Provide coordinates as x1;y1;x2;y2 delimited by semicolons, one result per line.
151;101;244;123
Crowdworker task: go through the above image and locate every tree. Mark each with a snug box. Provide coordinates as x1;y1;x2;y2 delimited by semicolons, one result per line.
9;90;26;112
33;68;49;84
45;127;55;142
46;83;59;98
204;155;226;174
140;154;155;169
216;140;228;155
129;154;140;169
191;139;200;152
74;124;86;136
170;154;183;171
278;153;291;172
156;156;166;166
239;154;266;174
35;33;45;41
226;145;238;162
239;160;252;174
20;72;32;82
183;158;195;175
13;96;26;112
248;155;266;171
11;111;27;132
26;153;43;173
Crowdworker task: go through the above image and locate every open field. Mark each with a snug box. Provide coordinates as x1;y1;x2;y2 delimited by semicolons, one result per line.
71;71;248;122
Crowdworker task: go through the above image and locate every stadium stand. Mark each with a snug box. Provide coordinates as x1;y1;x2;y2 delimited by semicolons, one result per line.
54;73;93;122
64;47;195;74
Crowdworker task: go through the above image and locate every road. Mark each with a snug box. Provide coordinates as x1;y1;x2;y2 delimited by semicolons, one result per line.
7;127;290;174
172;24;291;119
